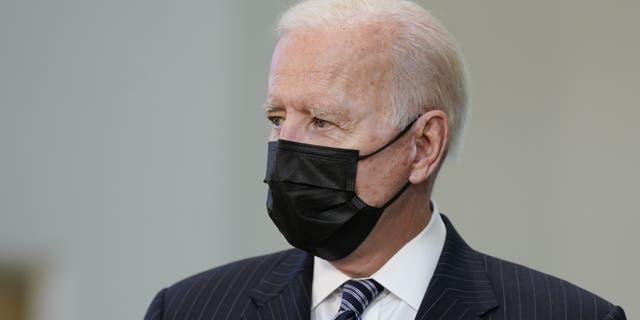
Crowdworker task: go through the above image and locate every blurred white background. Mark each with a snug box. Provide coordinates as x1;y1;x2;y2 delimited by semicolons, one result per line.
1;1;638;319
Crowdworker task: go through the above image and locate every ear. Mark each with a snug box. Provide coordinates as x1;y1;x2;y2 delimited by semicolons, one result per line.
409;110;449;184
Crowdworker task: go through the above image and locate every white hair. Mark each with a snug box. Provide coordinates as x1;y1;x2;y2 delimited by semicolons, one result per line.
276;0;469;158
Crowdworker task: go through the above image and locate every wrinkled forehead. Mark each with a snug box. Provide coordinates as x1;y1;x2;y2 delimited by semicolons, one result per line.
268;23;396;113
271;22;395;79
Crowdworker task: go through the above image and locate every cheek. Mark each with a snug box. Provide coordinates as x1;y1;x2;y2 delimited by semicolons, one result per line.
269;128;280;141
355;136;417;204
355;150;410;206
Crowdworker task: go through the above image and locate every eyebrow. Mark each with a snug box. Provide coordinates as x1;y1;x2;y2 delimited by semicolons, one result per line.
309;106;347;120
263;103;284;113
263;103;348;123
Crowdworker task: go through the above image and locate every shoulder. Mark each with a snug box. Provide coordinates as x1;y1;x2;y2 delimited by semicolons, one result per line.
438;214;625;319
167;248;295;295
144;248;300;320
481;253;626;319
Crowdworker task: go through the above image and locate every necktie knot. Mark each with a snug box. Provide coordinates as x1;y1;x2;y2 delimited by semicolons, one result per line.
333;279;384;320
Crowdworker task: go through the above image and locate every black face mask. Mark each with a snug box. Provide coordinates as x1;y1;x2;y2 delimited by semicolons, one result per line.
263;121;415;260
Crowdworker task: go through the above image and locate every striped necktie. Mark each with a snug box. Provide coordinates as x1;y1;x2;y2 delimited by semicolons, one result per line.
333;279;385;320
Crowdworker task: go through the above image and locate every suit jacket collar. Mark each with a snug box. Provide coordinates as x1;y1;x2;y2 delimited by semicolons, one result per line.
249;249;314;319
415;215;498;319
249;214;497;320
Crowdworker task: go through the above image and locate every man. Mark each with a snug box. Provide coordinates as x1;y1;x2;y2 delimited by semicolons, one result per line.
145;0;626;319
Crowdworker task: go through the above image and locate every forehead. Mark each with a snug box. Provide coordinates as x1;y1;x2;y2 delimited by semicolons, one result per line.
267;23;396;117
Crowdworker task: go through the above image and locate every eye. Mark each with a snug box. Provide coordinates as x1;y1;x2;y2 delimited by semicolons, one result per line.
313;118;330;128
269;116;284;127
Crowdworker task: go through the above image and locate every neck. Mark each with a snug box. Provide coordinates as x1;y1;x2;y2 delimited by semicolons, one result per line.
329;187;432;278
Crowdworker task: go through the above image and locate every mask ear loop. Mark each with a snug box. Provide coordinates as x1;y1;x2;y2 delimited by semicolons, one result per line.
359;116;422;208
381;181;412;209
357;116;420;160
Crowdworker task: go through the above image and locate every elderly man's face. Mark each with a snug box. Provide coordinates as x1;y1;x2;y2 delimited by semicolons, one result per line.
265;24;414;207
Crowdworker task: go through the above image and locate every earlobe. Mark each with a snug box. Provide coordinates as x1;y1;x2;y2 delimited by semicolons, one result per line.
409;110;448;184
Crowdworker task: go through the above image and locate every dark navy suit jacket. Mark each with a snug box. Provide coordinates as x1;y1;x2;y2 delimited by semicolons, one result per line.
144;215;626;319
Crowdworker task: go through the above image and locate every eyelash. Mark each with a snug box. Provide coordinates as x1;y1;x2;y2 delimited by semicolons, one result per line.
268;116;284;127
267;116;334;129
313;118;329;128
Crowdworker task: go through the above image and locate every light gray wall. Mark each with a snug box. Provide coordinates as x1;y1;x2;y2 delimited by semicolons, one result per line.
430;1;639;316
0;1;637;319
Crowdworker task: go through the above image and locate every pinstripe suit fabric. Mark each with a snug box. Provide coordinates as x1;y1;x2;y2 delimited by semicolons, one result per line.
144;215;625;319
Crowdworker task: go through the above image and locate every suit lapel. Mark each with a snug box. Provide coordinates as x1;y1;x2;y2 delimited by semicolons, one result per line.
415;215;498;320
247;215;497;320
249;249;314;320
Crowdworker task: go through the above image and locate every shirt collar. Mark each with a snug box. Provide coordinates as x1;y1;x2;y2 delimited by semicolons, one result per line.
311;201;447;310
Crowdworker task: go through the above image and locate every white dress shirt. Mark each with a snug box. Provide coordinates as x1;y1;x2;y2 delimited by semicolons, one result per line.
311;201;447;320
